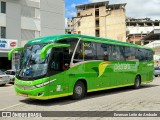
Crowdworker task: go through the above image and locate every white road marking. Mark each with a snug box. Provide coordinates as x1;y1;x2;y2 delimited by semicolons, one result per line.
0;103;23;111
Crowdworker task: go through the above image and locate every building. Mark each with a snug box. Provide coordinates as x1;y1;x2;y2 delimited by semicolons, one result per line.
0;0;65;70
73;1;126;42
126;17;160;45
143;29;160;66
66;18;73;34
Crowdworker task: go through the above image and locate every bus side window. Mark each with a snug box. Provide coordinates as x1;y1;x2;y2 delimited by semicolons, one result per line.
96;43;109;60
73;41;83;63
110;45;125;61
84;42;96;60
147;50;153;61
73;41;97;62
136;49;146;61
125;47;136;61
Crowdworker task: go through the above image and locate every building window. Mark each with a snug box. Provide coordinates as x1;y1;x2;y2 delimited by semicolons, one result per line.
95;9;99;17
77;12;80;17
78;31;81;34
21;5;36;18
35;8;40;19
1;27;6;38
96;19;99;27
1;1;6;13
96;29;100;37
21;29;35;40
78;21;81;27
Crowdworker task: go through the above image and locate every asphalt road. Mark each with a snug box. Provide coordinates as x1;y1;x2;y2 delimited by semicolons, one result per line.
0;77;160;119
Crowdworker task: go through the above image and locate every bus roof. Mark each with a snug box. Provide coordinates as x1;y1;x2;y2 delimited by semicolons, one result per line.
26;34;152;50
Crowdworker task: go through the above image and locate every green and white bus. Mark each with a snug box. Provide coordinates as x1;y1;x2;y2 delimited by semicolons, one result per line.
8;34;154;100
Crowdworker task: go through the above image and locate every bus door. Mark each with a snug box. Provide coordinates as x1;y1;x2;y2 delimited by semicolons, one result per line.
48;47;70;96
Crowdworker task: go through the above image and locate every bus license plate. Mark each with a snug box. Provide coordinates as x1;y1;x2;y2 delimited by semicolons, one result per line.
22;94;28;97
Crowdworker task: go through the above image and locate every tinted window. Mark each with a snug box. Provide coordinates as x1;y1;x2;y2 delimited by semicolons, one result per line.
73;41;96;62
56;38;78;56
57;38;79;64
125;47;136;60
5;71;10;75
0;70;4;75
136;49;145;61
146;50;153;61
1;27;6;38
110;45;125;61
11;71;15;75
1;2;6;13
96;43;109;60
155;67;160;70
74;41;83;63
136;48;153;61
83;41;96;60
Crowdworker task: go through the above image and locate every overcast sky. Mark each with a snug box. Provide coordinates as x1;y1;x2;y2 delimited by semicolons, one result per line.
65;0;160;20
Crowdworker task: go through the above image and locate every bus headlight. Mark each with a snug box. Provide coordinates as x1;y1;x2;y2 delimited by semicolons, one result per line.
15;84;36;90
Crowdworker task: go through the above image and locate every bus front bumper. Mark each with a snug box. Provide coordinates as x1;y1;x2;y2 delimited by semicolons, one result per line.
14;84;49;100
14;85;72;100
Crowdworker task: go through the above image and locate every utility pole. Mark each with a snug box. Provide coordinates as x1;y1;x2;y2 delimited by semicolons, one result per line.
100;10;111;38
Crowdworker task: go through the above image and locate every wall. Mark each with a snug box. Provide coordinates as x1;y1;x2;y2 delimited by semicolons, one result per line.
6;2;21;42
75;8;95;36
40;0;65;36
103;8;126;41
127;26;160;34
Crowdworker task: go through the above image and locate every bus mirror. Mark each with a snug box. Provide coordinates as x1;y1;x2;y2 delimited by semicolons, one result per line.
40;43;70;59
8;47;24;60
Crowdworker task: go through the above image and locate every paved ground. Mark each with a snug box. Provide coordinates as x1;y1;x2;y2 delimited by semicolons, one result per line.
0;77;160;120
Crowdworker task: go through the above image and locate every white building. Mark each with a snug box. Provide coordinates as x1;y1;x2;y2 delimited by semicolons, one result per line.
126;18;160;45
0;0;65;70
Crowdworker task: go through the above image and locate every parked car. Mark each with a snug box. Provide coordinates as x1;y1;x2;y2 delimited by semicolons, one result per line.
0;70;10;86
154;67;160;77
5;70;16;84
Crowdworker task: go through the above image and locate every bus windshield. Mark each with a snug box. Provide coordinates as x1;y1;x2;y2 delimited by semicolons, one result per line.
17;38;79;80
18;44;50;80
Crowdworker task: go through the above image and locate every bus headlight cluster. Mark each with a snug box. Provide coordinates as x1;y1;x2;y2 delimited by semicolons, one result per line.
35;79;57;88
15;84;36;90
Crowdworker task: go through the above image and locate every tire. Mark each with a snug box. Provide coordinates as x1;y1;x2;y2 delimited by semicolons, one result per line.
155;75;158;77
0;84;6;86
133;76;141;89
72;81;86;100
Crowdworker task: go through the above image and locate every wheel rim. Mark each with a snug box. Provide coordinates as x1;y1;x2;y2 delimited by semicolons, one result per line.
136;78;140;87
75;85;83;95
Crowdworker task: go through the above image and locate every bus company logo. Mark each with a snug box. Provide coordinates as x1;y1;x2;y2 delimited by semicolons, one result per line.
10;42;16;47
2;112;11;117
98;62;111;77
114;63;131;71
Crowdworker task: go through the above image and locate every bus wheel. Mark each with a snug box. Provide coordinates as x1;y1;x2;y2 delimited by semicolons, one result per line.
72;81;86;100
133;76;141;89
0;84;6;86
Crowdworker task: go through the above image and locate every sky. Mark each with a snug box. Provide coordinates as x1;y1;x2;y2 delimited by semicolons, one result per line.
65;0;160;24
